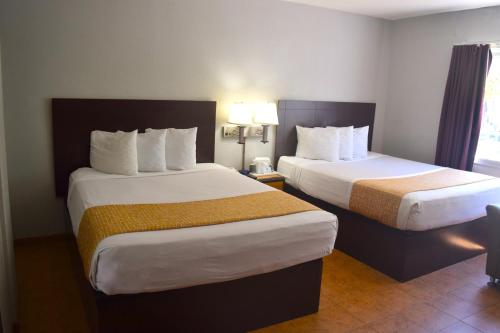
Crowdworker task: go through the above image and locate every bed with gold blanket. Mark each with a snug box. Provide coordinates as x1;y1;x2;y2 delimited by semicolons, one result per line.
68;164;337;295
278;152;500;231
349;168;494;229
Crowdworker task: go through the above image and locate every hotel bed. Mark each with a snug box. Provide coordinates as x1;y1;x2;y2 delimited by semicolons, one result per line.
275;99;498;282
278;152;500;231
52;98;337;333
68;164;336;295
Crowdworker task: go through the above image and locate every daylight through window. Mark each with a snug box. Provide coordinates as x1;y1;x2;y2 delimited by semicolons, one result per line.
475;47;500;165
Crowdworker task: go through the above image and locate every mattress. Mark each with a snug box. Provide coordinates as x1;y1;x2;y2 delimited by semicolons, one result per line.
67;164;337;295
278;153;500;231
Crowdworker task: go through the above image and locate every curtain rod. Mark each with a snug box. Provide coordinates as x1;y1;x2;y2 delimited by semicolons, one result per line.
454;40;500;47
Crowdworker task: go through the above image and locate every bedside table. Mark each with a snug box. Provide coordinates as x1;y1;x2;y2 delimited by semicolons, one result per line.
248;173;286;190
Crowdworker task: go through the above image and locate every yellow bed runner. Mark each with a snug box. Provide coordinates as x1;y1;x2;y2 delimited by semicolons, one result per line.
349;168;494;228
77;190;320;278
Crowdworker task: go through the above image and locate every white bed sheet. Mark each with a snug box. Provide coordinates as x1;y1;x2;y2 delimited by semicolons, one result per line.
67;164;337;295
278;153;500;231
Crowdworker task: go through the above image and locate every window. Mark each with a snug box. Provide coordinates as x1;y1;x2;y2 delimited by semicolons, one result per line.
475;46;500;167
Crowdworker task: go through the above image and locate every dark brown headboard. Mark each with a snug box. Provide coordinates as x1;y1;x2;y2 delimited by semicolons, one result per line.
52;98;216;197
275;100;376;166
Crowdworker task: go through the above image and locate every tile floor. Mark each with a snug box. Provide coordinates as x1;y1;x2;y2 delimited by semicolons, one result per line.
15;237;500;332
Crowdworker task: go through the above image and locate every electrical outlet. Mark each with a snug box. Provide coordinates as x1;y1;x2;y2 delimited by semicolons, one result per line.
223;126;240;138
247;126;263;137
223;125;264;138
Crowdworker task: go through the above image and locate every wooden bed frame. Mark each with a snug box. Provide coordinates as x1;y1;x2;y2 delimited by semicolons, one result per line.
52;98;323;333
275;100;488;282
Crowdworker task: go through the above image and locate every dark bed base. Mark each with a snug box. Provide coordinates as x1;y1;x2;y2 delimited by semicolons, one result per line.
285;184;488;282
68;240;322;333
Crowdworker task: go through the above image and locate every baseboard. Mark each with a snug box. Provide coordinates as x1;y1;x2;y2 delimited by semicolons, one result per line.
14;233;72;246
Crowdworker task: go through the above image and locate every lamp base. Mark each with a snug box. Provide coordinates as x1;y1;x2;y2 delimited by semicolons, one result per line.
261;125;270;144
237;126;246;145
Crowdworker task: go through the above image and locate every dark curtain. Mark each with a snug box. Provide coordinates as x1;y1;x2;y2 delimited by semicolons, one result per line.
435;44;492;171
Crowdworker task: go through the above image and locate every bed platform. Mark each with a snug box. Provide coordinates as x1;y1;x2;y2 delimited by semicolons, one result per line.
285;184;487;281
276;99;488;282
68;238;322;333
53;98;324;333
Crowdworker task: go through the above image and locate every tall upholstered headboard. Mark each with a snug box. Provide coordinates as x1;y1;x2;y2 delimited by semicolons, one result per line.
52;98;216;197
274;100;376;166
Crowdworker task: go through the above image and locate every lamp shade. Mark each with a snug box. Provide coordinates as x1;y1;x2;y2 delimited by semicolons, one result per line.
253;102;278;125
228;102;253;126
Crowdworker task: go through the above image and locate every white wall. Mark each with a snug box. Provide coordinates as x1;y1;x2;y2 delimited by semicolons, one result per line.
383;6;500;163
0;42;16;333
0;0;390;238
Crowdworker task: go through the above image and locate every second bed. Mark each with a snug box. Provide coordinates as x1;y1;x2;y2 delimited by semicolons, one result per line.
275;99;499;281
279;152;500;232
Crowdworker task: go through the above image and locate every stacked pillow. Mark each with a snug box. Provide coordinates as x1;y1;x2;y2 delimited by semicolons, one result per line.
147;128;197;171
137;130;167;172
296;127;340;162
295;125;369;161
90;127;197;175
90;130;139;176
352;126;369;159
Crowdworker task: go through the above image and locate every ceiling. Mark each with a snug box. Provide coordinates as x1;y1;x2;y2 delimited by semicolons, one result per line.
281;0;500;20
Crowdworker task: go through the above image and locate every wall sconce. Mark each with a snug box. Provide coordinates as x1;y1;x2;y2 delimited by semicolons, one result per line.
228;102;253;171
253;102;278;143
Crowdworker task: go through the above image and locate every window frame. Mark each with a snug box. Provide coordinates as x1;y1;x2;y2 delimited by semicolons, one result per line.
473;45;500;171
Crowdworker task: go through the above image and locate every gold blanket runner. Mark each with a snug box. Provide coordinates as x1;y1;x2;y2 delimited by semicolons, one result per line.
349;168;494;228
77;191;320;278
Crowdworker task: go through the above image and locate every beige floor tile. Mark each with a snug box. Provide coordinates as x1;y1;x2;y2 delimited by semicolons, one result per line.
289;304;365;333
400;302;458;332
439;265;480;287
334;289;400;323
314;302;366;332
438;321;482;333
369;313;428;333
484;304;500;316
419;270;471;293
397;279;447;303
450;283;500;307
463;304;500;333
347;324;379;333
430;293;486;319
380;287;418;310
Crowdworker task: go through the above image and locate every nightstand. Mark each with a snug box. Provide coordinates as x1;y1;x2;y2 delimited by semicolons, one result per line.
248;173;286;190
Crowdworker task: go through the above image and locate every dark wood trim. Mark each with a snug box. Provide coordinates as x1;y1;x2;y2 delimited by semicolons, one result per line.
67;238;322;333
285;184;488;281
275;100;376;167
14;234;72;247
52;98;216;196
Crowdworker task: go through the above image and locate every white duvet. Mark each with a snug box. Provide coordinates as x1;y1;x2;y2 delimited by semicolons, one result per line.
67;164;337;295
278;152;500;231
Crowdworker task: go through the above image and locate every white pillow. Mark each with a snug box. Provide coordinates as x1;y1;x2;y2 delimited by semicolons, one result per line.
147;127;197;170
328;126;354;160
353;126;369;159
90;130;138;175
296;126;340;162
137;130;167;172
